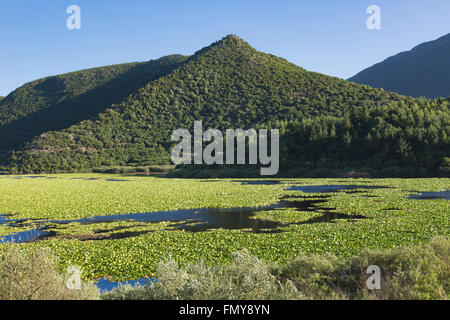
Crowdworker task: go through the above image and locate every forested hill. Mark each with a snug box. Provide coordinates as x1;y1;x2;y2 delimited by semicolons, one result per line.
349;33;450;98
0;35;449;176
0;55;187;155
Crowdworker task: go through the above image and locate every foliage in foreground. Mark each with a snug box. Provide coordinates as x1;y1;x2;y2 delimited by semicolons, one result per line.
274;236;449;300
103;237;449;300
0;237;447;300
103;250;301;300
0;245;99;300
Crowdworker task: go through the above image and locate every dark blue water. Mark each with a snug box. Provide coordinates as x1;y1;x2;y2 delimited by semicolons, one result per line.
0;204;288;243
287;185;384;193
0;229;53;244
47;204;286;233
0;183;391;243
95;277;155;293
233;180;281;185
408;190;450;200
70;177;129;182
0;214;11;224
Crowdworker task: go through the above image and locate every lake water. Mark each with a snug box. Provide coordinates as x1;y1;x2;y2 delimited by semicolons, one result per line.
95;277;155;293
408;190;450;200
0;183;393;243
286;185;386;193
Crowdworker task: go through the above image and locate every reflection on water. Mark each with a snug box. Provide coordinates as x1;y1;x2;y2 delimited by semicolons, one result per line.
0;229;53;244
0;214;12;224
0;196;369;243
0;183;390;243
287;185;386;193
0;175;54;180
408;190;450;200
233;180;281;185
0;204;289;243
49;203;287;233
0;175;124;181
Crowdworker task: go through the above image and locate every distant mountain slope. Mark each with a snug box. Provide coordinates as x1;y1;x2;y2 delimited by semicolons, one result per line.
0;35;448;175
349;33;450;98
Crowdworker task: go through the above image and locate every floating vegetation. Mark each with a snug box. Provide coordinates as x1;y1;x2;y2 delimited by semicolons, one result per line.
0;174;448;281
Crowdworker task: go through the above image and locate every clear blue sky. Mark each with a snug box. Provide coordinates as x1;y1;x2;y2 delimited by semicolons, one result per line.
1;0;449;96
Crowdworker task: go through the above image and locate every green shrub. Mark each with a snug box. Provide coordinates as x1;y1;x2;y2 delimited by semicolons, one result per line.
102;249;301;300
1;238;447;300
273;236;449;300
0;245;99;300
104;237;449;300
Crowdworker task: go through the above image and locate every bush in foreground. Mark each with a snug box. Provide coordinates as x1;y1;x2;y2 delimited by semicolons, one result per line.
274;236;449;300
0;238;447;300
0;245;99;300
102;250;301;300
104;237;449;300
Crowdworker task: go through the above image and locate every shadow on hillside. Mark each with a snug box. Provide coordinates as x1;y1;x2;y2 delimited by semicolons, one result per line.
0;55;186;155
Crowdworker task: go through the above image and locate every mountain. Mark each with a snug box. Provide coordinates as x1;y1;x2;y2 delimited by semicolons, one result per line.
349;33;450;98
0;35;449;176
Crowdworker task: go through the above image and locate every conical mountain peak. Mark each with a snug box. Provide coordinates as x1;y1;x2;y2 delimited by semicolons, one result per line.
193;34;253;57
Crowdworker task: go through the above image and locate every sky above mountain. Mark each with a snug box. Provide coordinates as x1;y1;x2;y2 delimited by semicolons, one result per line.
1;0;450;96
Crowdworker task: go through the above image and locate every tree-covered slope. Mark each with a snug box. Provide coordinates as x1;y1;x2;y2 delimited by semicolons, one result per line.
348;33;450;98
0;55;187;154
1;35;449;175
